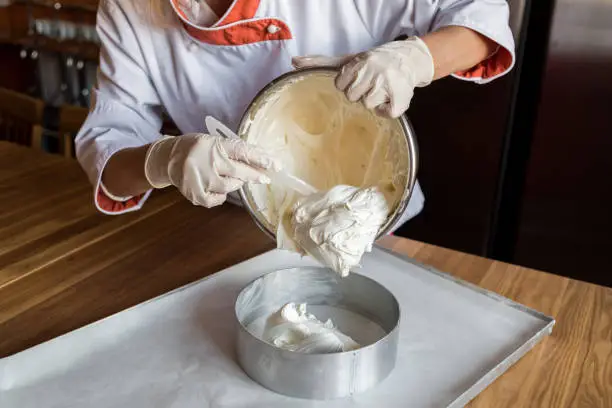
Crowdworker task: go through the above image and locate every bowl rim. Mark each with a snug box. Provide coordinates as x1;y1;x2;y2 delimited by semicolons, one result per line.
236;67;419;240
234;265;402;357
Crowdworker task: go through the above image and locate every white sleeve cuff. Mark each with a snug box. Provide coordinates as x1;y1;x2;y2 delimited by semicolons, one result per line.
99;181;135;202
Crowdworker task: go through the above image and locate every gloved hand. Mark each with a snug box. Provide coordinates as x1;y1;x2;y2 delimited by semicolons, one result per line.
144;134;280;208
293;37;435;118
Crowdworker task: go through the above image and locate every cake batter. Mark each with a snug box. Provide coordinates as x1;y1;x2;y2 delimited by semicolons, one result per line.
245;73;407;274
287;185;389;276
260;302;360;353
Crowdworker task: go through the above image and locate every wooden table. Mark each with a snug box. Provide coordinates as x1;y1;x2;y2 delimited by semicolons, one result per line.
0;142;610;407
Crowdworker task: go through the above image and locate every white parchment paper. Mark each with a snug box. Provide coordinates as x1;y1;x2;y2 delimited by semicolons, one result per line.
0;248;550;408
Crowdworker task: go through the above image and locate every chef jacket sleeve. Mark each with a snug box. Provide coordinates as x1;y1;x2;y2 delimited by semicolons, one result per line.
431;0;515;84
355;0;515;84
75;0;163;215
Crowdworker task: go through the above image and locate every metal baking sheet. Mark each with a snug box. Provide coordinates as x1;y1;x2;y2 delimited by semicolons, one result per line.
0;247;555;408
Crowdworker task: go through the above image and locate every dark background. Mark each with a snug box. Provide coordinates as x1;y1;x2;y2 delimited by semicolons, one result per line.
397;0;612;287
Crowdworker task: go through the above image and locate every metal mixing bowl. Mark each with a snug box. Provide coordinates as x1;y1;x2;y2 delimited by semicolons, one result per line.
236;68;419;240
235;267;401;399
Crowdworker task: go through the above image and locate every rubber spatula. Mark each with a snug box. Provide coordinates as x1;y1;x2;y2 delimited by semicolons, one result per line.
205;116;318;196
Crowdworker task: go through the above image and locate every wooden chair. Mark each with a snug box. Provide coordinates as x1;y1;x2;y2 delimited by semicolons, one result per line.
58;103;89;158
0;87;45;150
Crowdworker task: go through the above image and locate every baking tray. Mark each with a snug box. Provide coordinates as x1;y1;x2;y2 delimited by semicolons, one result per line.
0;246;555;408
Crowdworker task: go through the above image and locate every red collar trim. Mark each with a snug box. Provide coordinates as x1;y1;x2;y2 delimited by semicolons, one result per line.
183;18;292;45
170;0;291;46
214;0;260;26
170;0;260;29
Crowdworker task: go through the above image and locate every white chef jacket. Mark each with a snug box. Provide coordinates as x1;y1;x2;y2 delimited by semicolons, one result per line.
76;0;515;228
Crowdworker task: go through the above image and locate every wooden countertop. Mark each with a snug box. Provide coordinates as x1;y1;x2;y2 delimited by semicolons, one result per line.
0;142;610;407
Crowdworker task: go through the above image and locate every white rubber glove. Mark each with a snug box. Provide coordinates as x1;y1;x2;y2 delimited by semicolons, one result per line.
144;134;280;208
293;37;435;118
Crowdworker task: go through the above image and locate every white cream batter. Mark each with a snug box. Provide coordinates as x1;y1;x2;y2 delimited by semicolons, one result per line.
258;303;360;353
244;73;408;275
289;185;389;277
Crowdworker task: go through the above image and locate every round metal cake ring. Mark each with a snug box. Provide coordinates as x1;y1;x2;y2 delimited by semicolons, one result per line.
234;266;401;400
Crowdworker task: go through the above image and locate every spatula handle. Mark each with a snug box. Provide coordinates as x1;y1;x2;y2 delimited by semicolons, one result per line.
205;116;318;196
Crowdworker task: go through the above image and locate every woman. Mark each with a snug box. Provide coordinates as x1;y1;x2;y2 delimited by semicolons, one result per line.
76;0;514;229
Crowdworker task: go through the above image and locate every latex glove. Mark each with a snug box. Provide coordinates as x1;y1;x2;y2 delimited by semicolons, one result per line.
293;37;435;118
144;134;280;208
